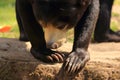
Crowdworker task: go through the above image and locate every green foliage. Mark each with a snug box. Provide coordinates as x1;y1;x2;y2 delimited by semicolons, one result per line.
0;0;15;7
114;0;120;5
112;12;120;17
0;0;19;38
111;21;119;31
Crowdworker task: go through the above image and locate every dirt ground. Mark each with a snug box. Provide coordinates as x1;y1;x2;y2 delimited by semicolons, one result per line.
0;38;120;80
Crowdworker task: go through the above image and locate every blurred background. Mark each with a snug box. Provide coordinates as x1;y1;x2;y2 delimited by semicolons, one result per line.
0;0;120;42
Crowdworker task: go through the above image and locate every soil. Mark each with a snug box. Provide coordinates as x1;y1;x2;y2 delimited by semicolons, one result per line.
0;38;120;80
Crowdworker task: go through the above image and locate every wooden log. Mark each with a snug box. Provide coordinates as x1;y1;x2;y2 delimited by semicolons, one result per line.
0;38;120;80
